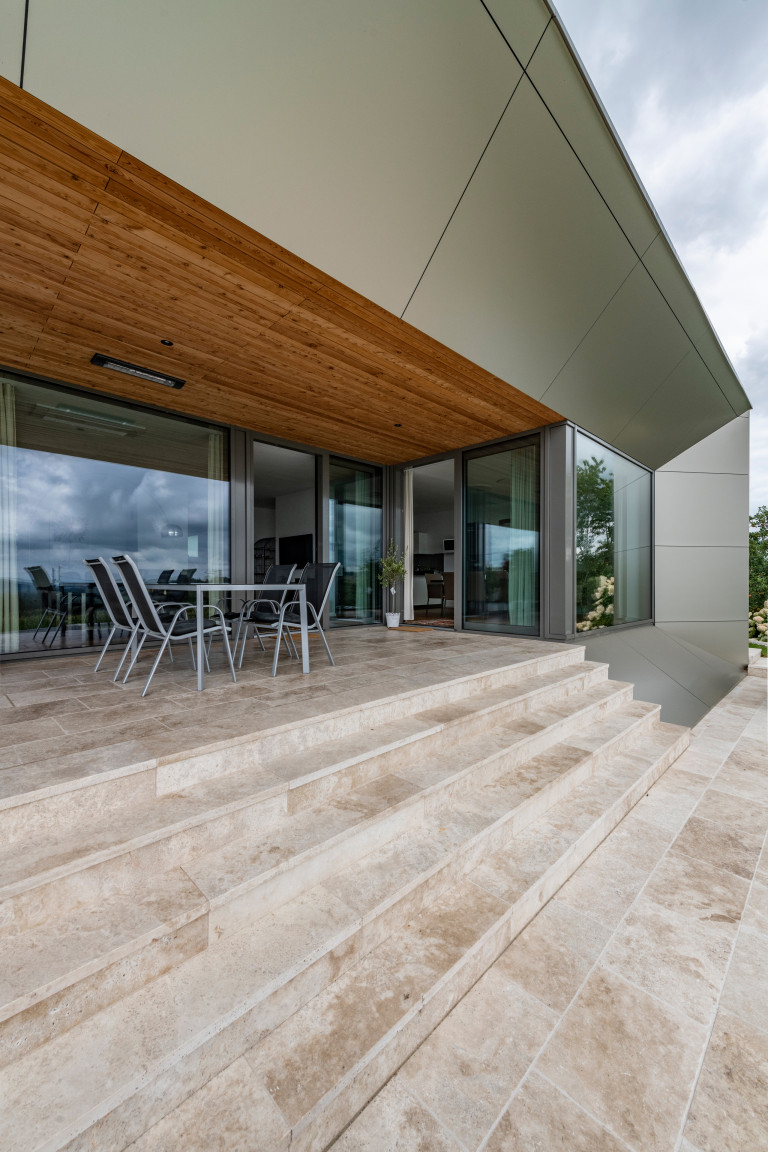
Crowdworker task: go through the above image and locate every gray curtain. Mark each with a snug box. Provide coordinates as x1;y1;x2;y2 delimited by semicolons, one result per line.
507;443;537;629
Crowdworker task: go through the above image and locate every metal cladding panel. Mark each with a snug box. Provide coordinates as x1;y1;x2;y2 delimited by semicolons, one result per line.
656;622;749;670
569;625;741;727
403;75;638;400
540;262;692;445
23;0;519;316
527;21;659;256
655;547;747;623
0;0;24;82
483;0;551;67
657;413;750;475
613;352;736;471
655;473;750;549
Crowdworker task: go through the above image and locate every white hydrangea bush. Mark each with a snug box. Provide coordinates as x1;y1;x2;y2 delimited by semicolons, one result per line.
749;598;768;638
576;574;614;632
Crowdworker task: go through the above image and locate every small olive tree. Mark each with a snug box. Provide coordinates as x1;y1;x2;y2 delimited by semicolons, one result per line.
378;539;407;607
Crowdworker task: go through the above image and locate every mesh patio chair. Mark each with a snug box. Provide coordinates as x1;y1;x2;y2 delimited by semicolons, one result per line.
112;554;236;697
250;561;340;677
24;565;66;644
230;563;298;667
83;557;143;679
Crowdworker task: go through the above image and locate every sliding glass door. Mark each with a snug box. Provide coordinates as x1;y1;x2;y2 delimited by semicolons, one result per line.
464;437;540;634
328;458;382;625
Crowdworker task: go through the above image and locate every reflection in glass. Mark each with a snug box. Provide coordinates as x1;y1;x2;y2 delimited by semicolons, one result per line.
0;373;229;655
329;459;382;625
464;439;540;634
252;442;316;580
576;433;651;631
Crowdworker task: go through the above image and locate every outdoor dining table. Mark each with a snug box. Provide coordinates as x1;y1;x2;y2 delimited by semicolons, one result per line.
146;582;310;690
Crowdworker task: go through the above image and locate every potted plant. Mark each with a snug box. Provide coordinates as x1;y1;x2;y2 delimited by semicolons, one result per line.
378;539;407;628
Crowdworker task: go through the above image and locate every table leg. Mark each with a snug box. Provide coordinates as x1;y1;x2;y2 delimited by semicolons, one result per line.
299;586;310;674
196;587;205;691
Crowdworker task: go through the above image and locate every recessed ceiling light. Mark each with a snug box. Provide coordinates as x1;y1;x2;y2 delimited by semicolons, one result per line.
394;423;402;427
91;353;185;389
160;339;174;347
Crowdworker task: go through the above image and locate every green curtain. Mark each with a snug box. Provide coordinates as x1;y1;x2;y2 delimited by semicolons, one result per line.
0;379;19;653
507;443;537;629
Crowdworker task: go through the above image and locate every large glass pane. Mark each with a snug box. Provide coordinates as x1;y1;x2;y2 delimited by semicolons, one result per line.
0;373;229;655
329;458;382;625
464;438;540;634
576;432;651;631
252;441;316;579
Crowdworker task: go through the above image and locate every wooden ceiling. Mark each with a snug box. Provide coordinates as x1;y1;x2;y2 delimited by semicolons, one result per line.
0;77;562;465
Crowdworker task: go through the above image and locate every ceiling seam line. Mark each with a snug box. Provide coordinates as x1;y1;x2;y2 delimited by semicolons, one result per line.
607;344;695;447
537;255;641;403
399;69;526;319
478;2;551;71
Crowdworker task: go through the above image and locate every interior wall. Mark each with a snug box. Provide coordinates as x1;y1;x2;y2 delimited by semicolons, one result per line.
654;414;749;666
275;488;315;549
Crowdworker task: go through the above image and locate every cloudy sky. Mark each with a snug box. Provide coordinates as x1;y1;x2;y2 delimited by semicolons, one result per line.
554;0;768;513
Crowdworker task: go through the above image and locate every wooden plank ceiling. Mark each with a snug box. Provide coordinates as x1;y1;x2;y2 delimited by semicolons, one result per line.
0;76;562;465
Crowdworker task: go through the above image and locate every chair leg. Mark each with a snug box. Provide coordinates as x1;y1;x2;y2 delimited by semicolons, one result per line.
141;635;172;698
94;625;117;672
113;626;139;682
203;640;211;673
271;623;284;677
221;627;237;684
317;625;335;667
122;632;147;683
188;638;196;670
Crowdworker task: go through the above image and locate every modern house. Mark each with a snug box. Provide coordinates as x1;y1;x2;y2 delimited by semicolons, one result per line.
0;1;751;725
0;5;762;1150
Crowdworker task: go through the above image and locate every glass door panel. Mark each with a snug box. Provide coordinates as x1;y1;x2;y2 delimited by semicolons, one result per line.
329;458;382;625
464;438;540;634
252;441;317;579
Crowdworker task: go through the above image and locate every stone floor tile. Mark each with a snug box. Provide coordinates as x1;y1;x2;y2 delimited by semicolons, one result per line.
396;967;555;1149
536;965;706;1152
554;850;650;931
601;895;735;1025
632;767;710;833
692;789;768;838
639;851;749;927
329;1078;463;1151
684;1010;768;1152
495;898;611;1014
124;1057;290;1152
742;879;768;936
671;816;763;880
485;1071;628;1152
719;927;768;1034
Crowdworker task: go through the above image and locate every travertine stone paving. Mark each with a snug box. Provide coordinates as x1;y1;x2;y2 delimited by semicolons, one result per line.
330;674;768;1152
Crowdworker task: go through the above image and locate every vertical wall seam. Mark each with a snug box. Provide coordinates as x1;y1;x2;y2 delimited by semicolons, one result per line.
19;0;30;89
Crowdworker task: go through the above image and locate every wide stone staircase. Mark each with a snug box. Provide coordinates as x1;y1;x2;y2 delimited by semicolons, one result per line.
0;645;688;1152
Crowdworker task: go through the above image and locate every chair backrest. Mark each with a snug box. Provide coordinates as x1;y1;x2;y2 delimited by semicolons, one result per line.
300;562;341;616
25;565;54;592
112;555;167;635
426;576;443;596
84;558;134;630
443;572;454;598
176;568;197;584
258;563;297;606
157;569;174;584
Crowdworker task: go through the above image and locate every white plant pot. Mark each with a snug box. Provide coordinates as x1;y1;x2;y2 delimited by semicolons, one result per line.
385;612;401;629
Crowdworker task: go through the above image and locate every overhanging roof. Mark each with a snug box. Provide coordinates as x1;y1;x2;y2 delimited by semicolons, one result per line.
0;78;562;465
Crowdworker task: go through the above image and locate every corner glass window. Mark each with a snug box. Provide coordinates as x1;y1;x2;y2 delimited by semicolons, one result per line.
576;433;651;631
328;458;382;625
0;373;229;656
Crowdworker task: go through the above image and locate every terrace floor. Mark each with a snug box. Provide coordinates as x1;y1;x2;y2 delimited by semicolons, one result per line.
1;631;765;1151
0;627;566;795
330;668;768;1152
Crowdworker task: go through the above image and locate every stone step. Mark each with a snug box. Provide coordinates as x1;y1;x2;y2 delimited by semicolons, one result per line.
0;720;687;1152
0;662;610;938
0;648;586;843
0;687;647;1066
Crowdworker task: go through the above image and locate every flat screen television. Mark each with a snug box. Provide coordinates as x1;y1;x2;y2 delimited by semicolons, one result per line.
279;533;314;565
